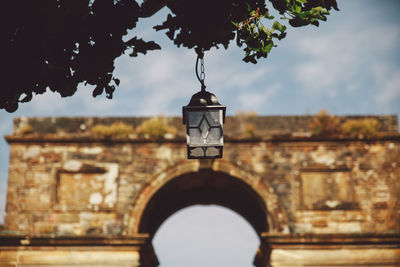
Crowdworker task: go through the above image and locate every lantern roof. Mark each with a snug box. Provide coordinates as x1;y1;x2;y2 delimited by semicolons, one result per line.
186;90;222;107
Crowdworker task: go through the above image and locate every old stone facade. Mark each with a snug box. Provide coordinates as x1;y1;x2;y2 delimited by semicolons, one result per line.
1;115;399;266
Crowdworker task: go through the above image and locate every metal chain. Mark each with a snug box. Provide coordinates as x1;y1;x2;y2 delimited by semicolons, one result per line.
195;49;206;91
200;57;205;84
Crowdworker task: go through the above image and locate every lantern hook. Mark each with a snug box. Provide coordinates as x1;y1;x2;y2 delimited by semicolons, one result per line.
195;48;206;92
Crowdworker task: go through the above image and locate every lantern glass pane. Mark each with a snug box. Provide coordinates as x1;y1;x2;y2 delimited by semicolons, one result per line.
199;118;210;138
188;111;203;127
205;110;221;127
189;147;204;158
188;128;203;144
206;127;222;144
205;147;220;157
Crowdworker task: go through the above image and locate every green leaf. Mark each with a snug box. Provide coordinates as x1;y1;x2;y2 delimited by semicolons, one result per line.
262;41;274;53
272;21;287;33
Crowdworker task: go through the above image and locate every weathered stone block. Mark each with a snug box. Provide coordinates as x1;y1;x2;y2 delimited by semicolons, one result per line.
34;222;55;234
4;212;29;232
300;171;358;211
19;186;51;211
5;186;20;212
53;213;80;223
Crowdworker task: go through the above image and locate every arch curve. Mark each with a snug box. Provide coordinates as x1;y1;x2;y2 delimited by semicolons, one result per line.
126;160;289;236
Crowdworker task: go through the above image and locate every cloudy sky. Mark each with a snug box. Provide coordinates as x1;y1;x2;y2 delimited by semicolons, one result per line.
0;1;399;266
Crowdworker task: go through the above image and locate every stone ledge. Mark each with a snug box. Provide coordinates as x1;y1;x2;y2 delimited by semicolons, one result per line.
9;115;399;138
270;248;400;266
0;250;142;266
0;234;150;247
261;233;400;247
5;134;400;144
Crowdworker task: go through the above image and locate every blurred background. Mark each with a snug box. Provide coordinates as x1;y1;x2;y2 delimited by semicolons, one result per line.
0;1;399;266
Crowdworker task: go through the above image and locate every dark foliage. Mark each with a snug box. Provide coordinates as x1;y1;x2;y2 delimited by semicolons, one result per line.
1;0;337;112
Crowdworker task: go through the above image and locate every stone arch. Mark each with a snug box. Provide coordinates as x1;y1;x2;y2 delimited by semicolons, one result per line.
126;159;289;236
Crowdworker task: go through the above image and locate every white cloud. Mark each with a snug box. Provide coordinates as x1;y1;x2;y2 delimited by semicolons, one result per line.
135;77;194;115
28;91;69;113
225;66;270;89
371;62;400;107
74;86;118;114
204;47;274;92
15;85;118;115
116;47;194;86
291;24;400;96
138;52;184;85
295;61;338;97
114;48;195;115
293;31;358;94
238;83;280;111
346;83;360;93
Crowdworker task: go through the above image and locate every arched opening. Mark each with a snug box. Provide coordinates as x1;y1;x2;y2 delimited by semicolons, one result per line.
152;205;260;267
139;170;269;236
133;169;275;266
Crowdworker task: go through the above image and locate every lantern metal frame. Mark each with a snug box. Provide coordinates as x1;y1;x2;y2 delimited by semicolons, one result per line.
183;91;226;159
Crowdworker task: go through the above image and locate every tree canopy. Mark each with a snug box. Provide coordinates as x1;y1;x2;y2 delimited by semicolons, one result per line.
2;0;338;112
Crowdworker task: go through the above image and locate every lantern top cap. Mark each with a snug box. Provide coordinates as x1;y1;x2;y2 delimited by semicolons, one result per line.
187;90;222;107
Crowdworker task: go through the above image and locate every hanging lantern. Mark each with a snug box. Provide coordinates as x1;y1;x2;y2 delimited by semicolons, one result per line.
182;49;226;159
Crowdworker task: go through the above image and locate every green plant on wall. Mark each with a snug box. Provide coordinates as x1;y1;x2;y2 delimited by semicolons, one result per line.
92;122;135;138
342;118;379;138
310;110;341;136
310;110;381;138
136;116;177;139
16;124;35;135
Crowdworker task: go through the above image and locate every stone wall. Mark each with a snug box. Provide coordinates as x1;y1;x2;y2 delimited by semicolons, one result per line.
1;115;399;266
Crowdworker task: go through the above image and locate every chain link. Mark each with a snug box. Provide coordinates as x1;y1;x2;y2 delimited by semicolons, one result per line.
200;57;205;83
